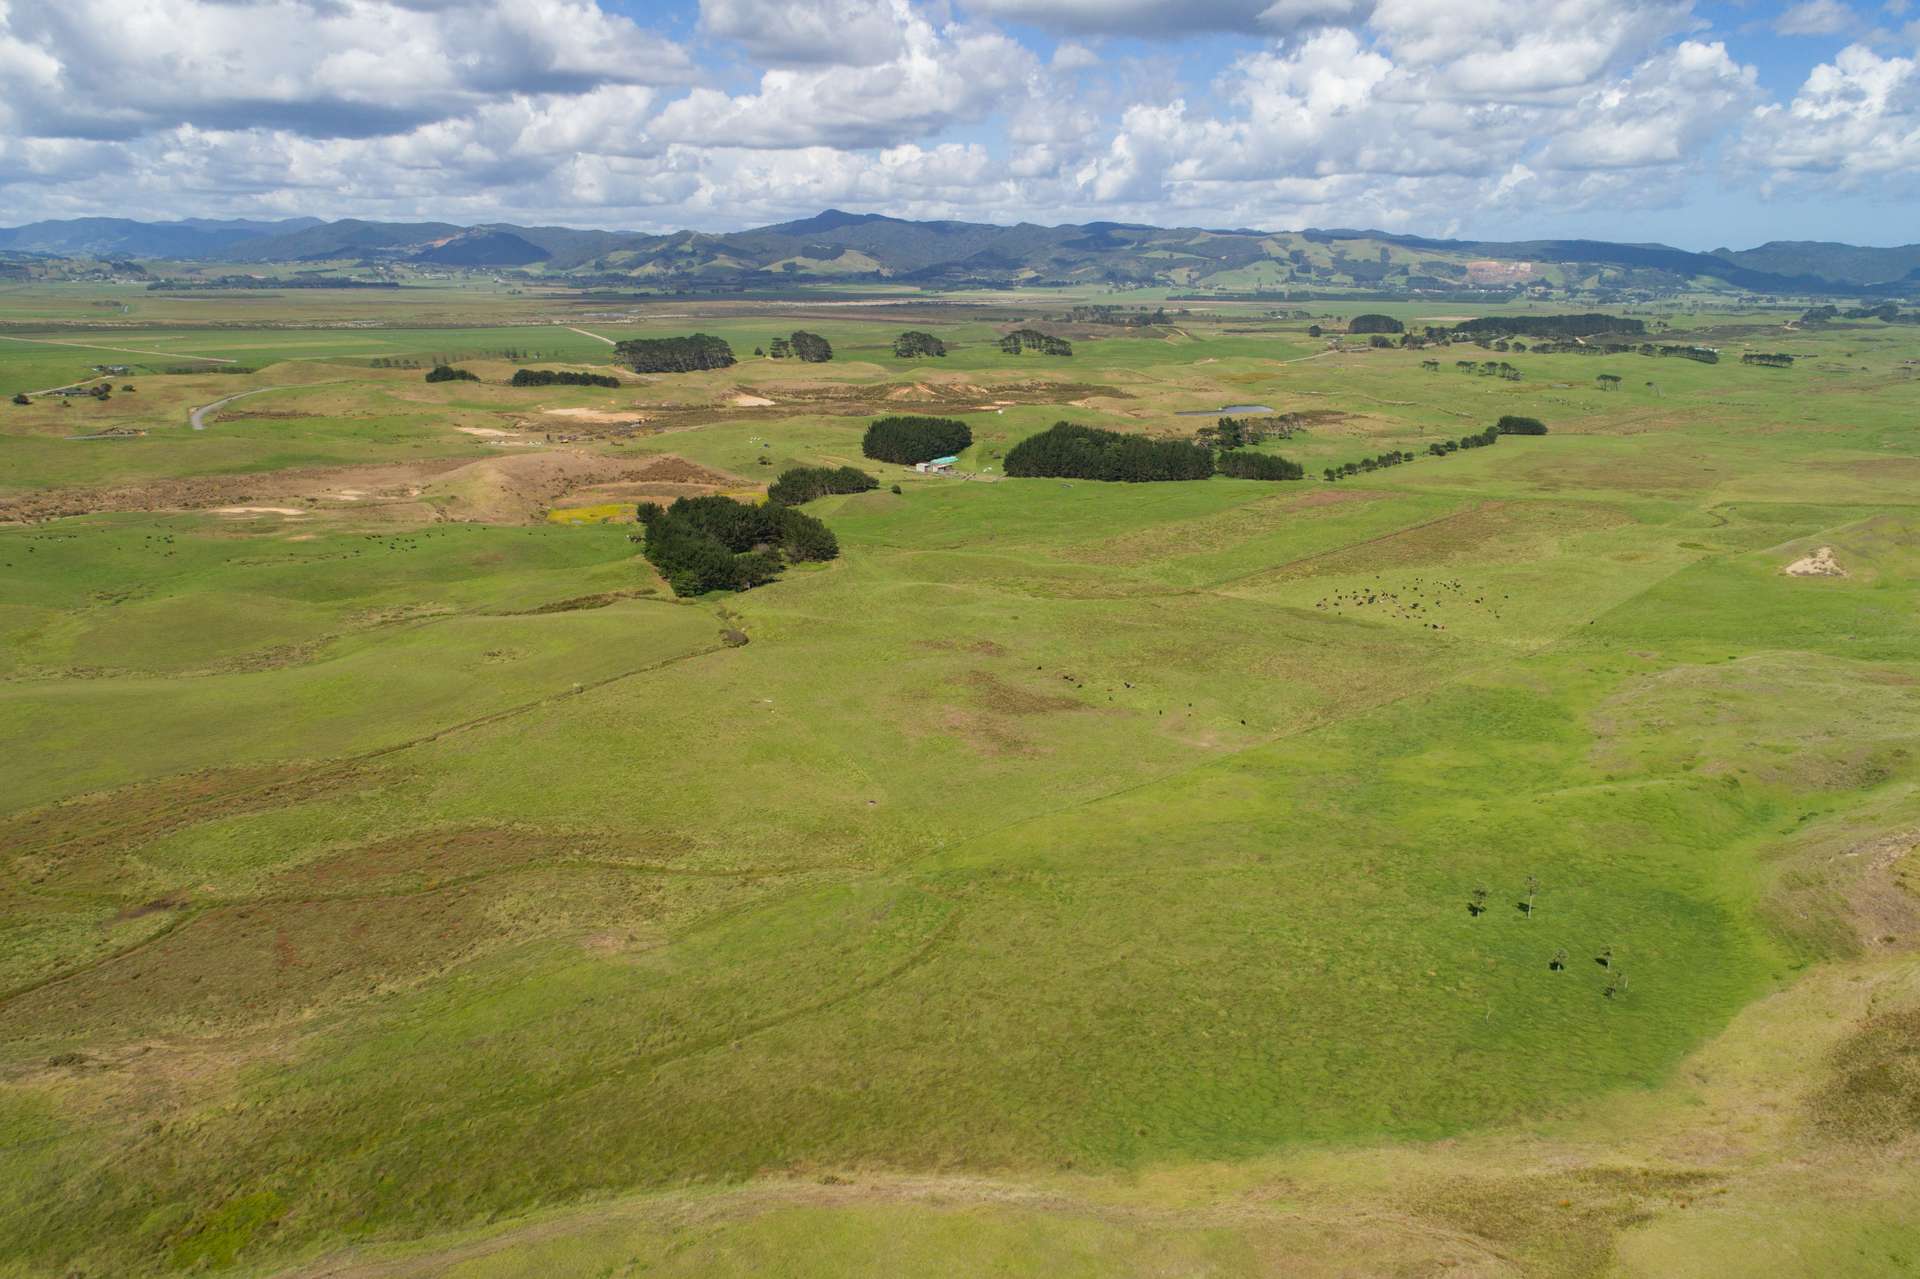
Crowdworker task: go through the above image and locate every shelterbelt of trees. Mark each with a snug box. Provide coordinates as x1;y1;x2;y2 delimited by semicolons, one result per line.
423;365;478;383
862;415;973;465
766;465;877;505
615;334;736;373
509;369;621;388
1451;314;1645;338
999;328;1073;356
1005;421;1299;483
637;495;838;596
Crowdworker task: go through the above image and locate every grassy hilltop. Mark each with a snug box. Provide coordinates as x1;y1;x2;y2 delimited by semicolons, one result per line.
0;282;1916;1277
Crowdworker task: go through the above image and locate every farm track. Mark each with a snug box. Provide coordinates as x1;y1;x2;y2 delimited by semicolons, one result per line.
189;384;296;429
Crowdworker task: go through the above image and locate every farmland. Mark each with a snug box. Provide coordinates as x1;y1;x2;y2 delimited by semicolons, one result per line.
0;281;1916;1277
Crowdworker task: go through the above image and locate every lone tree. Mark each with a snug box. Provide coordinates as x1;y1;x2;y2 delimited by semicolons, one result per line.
1348;313;1405;335
893;331;947;359
1468;886;1489;917
789;331;833;363
1597;373;1622;391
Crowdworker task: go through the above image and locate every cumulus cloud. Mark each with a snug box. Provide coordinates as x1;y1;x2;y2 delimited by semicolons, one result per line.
1773;0;1859;36
652;7;1038;149
0;0;1903;240
0;0;692;140
964;0;1371;37
1737;44;1920;190
700;0;910;66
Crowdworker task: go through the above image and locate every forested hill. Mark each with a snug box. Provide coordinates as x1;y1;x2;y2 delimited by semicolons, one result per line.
2;210;1915;298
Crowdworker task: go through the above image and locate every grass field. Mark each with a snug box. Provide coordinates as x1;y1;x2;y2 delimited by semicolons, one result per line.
0;284;1916;1277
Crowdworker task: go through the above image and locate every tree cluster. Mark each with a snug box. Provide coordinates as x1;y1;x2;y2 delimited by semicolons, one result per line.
424;365;479;383
1348;313;1405;334
1003;421;1214;482
637;495;838;596
892;331;948;358
766;465;878;505
1216;450;1304;480
1067;305;1170;326
790;331;833;363
862;415;973;465
614;334;736;373
11;393;29;406
1496;415;1548;435
999;328;1073;356
1452;314;1645;339
510;369;621;388
1741;352;1794;367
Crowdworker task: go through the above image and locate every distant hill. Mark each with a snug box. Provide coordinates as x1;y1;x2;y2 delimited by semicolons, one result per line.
0;217;320;259
1710;241;1920;287
5;210;1916;298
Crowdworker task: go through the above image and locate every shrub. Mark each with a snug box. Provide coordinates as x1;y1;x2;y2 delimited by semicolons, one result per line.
862;415;973;465
767;465;877;506
10;393;28;406
424;365;478;383
1003;421;1214;483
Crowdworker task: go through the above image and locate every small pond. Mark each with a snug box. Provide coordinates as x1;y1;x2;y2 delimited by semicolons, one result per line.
1176;404;1277;416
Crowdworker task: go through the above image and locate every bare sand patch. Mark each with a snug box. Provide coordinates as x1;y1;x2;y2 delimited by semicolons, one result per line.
215;506;306;517
456;427;520;438
731;393;776;407
541;407;654;425
1786;546;1847;578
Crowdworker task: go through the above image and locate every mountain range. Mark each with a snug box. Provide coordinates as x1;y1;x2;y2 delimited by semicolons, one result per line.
3;211;1917;297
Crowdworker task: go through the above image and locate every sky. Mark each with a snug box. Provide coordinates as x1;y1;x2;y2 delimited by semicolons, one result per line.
0;0;1915;249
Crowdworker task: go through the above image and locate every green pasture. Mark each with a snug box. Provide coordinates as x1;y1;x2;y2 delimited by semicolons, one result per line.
0;288;1916;1276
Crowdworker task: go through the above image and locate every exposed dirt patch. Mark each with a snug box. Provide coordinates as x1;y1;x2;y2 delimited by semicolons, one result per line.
1786;546;1847;578
0;459;467;523
1290;487;1387;509
275;827;593;894
427;451;745;523
1809;1008;1920;1144
2;765;380;891
1417;1167;1720;1279
1;876;628;1037
731;393;776;407
963;670;1083;715
916;639;1010;657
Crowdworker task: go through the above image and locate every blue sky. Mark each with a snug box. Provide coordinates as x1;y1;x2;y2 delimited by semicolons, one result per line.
0;0;1915;248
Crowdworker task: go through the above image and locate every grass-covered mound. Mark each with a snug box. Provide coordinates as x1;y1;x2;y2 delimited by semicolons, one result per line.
862;415;973;465
638;495;837;595
1005;421;1214;482
767;465;878;505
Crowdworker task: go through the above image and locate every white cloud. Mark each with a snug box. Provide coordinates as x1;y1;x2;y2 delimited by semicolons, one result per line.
700;0;910;66
1737;44;1920;190
963;0;1370;37
0;0;692;140
1773;0;1858;36
652;10;1039;149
